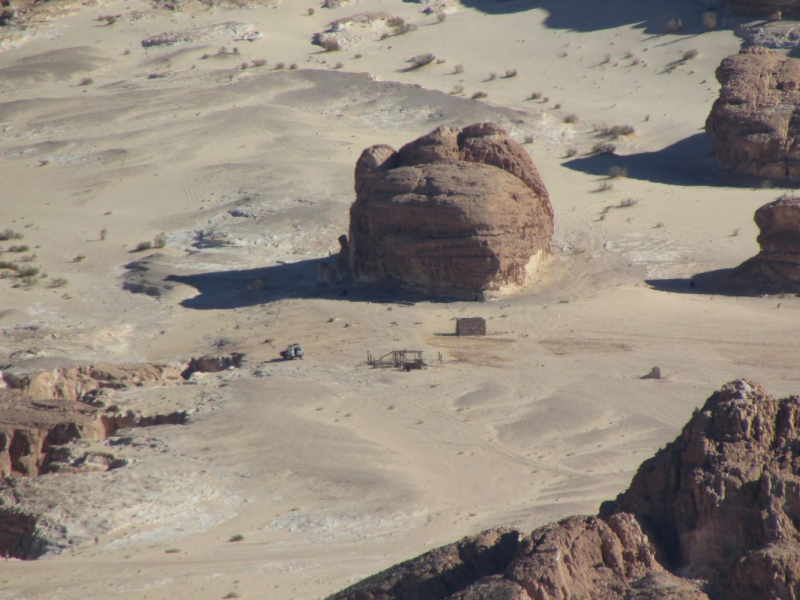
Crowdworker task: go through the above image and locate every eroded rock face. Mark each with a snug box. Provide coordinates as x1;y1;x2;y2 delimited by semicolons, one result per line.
330;380;800;599
349;123;553;297
727;194;800;292
706;47;800;181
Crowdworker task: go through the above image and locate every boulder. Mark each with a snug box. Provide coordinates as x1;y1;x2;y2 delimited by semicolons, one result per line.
706;47;800;181
727;194;800;292
329;380;800;599
348;124;553;297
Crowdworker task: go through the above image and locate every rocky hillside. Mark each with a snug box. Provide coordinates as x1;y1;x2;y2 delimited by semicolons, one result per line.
329;380;800;599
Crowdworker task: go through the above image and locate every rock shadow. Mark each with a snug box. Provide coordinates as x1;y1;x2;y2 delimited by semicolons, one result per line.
165;258;448;310
645;268;748;296
563;133;780;188
458;0;716;35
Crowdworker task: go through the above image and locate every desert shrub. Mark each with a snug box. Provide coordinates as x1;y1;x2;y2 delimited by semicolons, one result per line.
683;49;699;61
503;68;517;78
471;91;488;100
252;59;267;67
307;7;315;15
436;12;446;23
134;241;152;252
16;266;39;278
407;53;435;69
229;534;245;542
600;53;611;65
702;10;717;30
7;245;29;253
563;113;579;124
529;92;542;100
354;54;362;59
0;229;22;241
597;182;614;192
436;58;446;64
592;142;617;154
289;63;298;70
321;37;341;52
524;135;534;144
453;64;464;74
0;261;18;270
618;198;639;208
565;147;578;158
450;85;464;95
73;254;86;262
48;278;68;288
487;72;497;81
599;124;636;139
18;254;36;262
153;233;166;248
387;16;404;28
274;62;286;70
165;548;181;554
608;166;628;178
665;18;682;33
78;77;93;86
223;593;241;599
554;103;561;109
333;61;343;69
542;97;549;102
99;227;108;240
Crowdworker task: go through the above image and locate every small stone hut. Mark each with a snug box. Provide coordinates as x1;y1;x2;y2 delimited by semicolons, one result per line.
456;318;486;336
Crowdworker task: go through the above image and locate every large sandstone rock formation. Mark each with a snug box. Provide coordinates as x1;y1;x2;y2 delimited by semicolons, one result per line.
348;123;553;297
329;380;800;599
706;47;800;181
728;194;800;292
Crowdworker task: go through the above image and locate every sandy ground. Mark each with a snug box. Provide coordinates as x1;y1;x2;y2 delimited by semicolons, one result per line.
1;0;799;598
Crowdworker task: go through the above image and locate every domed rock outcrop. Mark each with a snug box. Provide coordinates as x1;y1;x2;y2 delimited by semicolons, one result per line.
329;380;800;599
706;47;800;181
348;123;553;297
727;194;800;292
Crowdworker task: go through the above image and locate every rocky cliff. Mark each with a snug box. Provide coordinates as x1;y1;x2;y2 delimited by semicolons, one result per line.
706;47;800;181
329;380;800;599
727;0;800;14
727;194;800;292
348;123;553;297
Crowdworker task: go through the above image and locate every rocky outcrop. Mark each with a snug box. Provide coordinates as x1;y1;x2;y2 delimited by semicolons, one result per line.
0;361;183;403
180;353;244;379
348;123;553;297
706;47;800;181
329;380;800;599
727;194;800;292
727;0;800;14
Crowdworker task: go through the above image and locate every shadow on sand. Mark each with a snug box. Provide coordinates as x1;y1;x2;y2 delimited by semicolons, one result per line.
562;133;777;188
165;258;447;310
458;0;721;35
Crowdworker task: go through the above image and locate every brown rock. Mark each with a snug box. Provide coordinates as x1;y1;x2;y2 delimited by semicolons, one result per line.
349;124;553;297
706;47;800;181
727;194;800;292
330;380;800;599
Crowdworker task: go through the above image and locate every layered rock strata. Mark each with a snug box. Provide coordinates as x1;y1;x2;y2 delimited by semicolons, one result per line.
348;123;553;297
707;47;800;181
329;380;800;599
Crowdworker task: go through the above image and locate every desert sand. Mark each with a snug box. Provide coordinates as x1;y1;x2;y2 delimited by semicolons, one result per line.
1;0;799;598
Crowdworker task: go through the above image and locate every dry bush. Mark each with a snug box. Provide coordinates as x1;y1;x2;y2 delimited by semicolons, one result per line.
274;62;286;70
563;113;579;124
134;241;152;252
450;85;464;95
554;103;561;109
73;254;86;263
0;230;23;241
0;261;18;271
529;91;542;100
406;53;435;69
683;49;699;61
48;278;68;288
252;59;267;67
436;12;446;23
503;68;517;78
524;135;534;144
702;10;717;30
7;245;29;253
665;18;682;33
307;7;315;15
289;63;298;70
333;62;343;69
618;198;639;208
78;77;93;86
599;124;636;139
488;72;497;81
565;147;578;158
16;266;39;278
542;97;549;103
608;166;628;178
597;182;614;192
453;64;464;74
153;233;166;249
471;91;488;100
600;53;611;65
592;142;617;154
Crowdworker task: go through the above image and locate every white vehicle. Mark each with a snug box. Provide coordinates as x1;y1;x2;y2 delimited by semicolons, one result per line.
280;343;304;360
